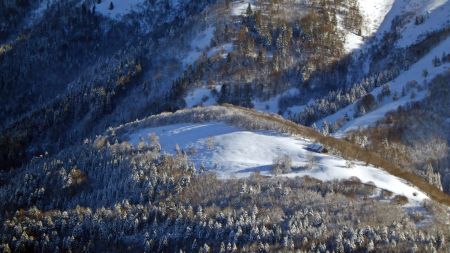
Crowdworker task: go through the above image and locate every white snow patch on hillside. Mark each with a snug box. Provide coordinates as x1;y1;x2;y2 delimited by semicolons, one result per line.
321;36;450;135
207;43;233;58
428;0;448;10
336;12;364;53
185;86;221;108
232;0;256;16
284;105;306;118
345;32;365;53
253;96;280;114
183;26;215;66
357;0;395;37
96;0;146;20
126;122;428;203
253;88;300;114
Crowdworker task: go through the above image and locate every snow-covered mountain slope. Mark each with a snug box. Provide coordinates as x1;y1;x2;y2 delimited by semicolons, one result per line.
388;0;450;47
340;0;395;53
2;0;449;197
395;0;450;47
3;1;450;250
117;110;430;204
107;107;440;206
348;0;450;51
180;0;450;118
3;106;449;252
321;36;450;135
357;0;450;40
0;0;217;165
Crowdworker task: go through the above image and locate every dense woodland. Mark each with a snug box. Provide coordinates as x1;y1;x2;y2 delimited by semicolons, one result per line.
0;119;449;252
0;0;381;170
182;0;360;107
0;0;218;169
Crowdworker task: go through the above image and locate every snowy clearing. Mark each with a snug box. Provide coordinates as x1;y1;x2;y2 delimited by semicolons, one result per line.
336;12;365;53
126;122;428;204
253;88;300;114
284;105;306;118
207;43;233;58
184;86;221;108
344;32;365;53
231;0;256;16
95;0;146;20
357;0;395;37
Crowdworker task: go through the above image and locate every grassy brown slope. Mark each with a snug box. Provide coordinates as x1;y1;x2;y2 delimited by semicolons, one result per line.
110;104;450;206
228;105;450;206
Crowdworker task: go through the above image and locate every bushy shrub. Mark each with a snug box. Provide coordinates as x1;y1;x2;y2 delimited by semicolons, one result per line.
392;195;409;205
272;154;292;175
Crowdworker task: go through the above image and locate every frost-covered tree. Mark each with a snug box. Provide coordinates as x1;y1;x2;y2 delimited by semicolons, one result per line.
272;154;292;175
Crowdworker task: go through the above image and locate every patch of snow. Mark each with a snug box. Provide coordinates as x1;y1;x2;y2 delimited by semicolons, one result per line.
253;88;300;114
207;43;233;58
126;122;429;204
345;32;365;53
321;36;450;135
95;0;146;20
284;105;306;118
428;0;448;10
184;86;220;108
183;26;216;66
231;0;256;16
253;97;280;114
284;99;315;118
336;13;364;53
357;0;395;37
